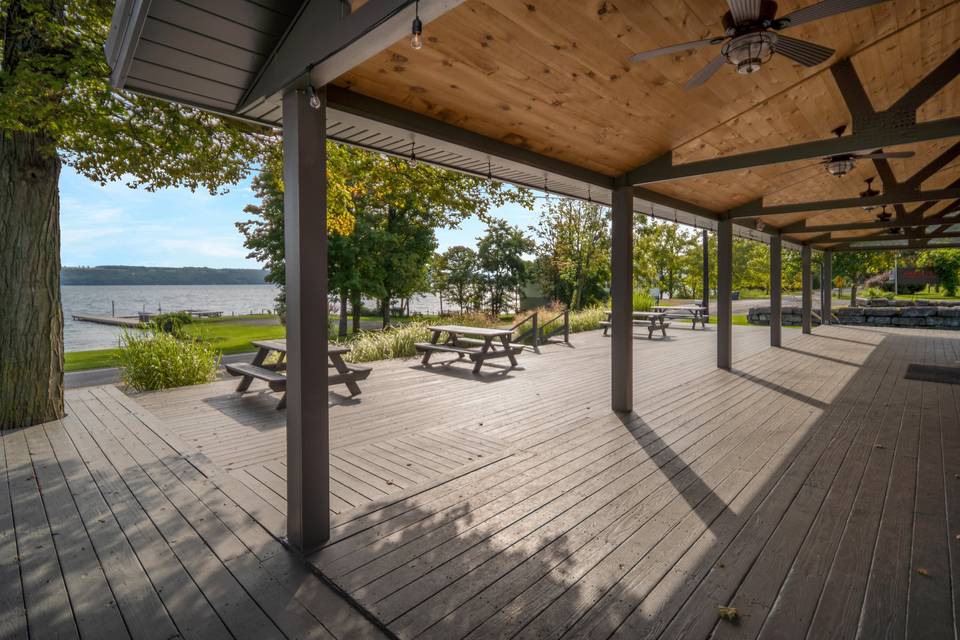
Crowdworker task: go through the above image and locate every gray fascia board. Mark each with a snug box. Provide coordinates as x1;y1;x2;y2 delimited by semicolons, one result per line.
105;0;151;88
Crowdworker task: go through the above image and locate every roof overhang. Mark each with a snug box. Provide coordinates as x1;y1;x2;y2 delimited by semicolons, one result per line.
105;0;960;252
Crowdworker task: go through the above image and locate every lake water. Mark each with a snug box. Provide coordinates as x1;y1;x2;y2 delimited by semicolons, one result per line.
63;284;281;351
62;284;446;352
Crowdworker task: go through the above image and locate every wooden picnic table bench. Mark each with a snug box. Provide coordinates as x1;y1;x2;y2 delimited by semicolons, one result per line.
225;339;371;409
415;325;523;374
599;311;670;339
653;304;708;329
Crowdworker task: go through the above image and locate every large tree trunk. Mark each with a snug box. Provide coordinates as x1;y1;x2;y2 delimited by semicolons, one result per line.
1;131;64;429
381;297;390;328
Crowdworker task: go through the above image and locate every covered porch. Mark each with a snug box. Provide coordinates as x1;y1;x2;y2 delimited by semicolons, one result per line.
4;324;960;637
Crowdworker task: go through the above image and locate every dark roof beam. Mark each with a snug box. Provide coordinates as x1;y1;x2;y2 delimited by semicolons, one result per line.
625;49;960;186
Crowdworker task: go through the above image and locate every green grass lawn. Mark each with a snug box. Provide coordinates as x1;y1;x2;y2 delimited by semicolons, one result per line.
65;314;288;372
894;292;960;301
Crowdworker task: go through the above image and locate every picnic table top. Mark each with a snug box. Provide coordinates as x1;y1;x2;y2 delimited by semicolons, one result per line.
653;304;707;311
252;338;350;355
427;324;513;337
604;310;666;316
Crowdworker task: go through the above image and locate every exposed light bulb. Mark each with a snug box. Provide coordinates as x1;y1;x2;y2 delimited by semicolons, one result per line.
306;85;321;110
411;16;423;50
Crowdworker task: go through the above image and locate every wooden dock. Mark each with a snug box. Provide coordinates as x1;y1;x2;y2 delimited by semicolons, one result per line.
70;313;143;328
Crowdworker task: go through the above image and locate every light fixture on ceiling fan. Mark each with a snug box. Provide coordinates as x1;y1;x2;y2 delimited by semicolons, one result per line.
821;126;914;177
627;0;891;90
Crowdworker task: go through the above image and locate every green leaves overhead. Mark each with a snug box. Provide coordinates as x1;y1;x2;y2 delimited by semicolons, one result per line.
1;0;271;194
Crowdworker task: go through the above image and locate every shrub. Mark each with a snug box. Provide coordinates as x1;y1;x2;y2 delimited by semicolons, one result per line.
633;291;653;311
862;287;887;299
150;311;192;336
567;306;607;333
118;330;220;391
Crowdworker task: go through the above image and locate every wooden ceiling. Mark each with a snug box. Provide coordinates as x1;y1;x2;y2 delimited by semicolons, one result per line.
335;0;960;242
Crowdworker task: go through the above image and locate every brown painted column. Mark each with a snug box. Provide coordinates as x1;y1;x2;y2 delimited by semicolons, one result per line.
611;185;633;412
821;250;832;324
702;229;709;322
801;245;812;334
770;235;782;347
283;87;330;552
717;219;733;369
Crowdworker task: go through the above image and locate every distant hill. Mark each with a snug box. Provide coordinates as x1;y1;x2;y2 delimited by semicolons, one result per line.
62;265;270;286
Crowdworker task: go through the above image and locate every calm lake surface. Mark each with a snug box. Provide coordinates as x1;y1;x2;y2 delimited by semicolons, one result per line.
63;284;281;352
62;284;445;352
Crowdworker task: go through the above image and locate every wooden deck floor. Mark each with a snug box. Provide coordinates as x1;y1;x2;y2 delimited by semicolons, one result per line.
297;324;956;640
0;385;386;639
4;324;959;639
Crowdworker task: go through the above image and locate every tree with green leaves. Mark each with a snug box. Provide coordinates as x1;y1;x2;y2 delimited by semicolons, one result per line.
1;0;274;428
532;198;610;309
832;251;894;305
917;249;960;296
634;220;700;298
437;245;478;312
476;220;534;315
237;146;533;327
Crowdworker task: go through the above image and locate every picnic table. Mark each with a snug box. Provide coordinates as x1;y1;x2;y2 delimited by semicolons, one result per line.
415;325;524;374
599;311;670;339
653;304;708;329
225;339;371;409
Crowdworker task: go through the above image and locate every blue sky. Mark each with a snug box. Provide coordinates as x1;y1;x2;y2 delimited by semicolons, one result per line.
60;166;542;269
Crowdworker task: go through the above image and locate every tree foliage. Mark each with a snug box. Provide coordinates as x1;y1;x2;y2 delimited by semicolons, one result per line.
236;144;534;325
1;0;272;191
917;249;960;296
476;220;534;315
531;199;610;309
832;251;894;304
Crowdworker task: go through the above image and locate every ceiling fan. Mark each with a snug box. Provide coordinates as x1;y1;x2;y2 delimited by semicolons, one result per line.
628;0;890;90
861;177;880;211
820;125;915;176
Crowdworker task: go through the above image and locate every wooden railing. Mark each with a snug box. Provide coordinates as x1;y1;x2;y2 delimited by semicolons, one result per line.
510;312;540;352
537;309;570;346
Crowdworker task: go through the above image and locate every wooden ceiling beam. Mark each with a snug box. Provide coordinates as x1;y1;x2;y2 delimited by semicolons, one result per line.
626;49;960;187
782;210;960;235
891;47;960;112
727;187;960;218
816;240;960;252
624;116;960;186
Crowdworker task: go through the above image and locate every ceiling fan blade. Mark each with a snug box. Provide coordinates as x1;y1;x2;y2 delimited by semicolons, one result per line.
684;56;726;90
777;0;890;30
727;0;762;24
855;150;916;160
773;34;835;66
629;38;721;62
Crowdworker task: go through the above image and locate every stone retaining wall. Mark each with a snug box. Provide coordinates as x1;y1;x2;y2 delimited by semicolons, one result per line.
833;305;960;328
747;306;818;326
748;299;960;329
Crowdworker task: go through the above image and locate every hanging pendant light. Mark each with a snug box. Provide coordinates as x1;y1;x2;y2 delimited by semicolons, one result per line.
410;0;423;50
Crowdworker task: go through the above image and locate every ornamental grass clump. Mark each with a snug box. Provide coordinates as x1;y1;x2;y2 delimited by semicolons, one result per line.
567;306;608;333
344;323;433;363
118;329;221;391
